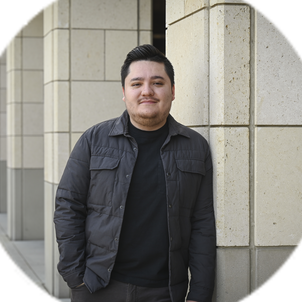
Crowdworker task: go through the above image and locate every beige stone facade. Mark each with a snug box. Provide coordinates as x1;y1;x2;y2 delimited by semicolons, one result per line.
0;0;301;301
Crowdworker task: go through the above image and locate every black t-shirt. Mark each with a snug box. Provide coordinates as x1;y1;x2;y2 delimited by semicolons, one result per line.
111;121;170;287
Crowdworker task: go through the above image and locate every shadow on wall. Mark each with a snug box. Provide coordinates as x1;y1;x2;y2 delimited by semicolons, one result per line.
248;246;302;302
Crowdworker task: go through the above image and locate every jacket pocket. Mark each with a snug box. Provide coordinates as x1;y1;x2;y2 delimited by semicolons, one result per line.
88;156;120;206
176;159;205;210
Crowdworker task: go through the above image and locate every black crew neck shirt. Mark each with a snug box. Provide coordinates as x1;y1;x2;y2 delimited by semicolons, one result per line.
111;121;170;287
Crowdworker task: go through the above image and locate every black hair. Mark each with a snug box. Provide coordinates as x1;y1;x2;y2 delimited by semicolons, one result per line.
121;44;175;88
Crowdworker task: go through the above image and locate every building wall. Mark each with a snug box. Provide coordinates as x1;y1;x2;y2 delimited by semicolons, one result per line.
43;0;152;297
0;51;7;213
6;12;44;241
166;1;302;301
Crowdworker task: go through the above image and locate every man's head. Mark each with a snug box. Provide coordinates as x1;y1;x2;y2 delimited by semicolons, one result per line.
121;45;175;131
121;44;174;88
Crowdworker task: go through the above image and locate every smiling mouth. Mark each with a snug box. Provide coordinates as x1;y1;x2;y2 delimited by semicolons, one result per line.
139;98;159;104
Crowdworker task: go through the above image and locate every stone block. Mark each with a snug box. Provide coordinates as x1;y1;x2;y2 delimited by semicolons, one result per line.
43;3;53;36
0;90;6;112
0;113;6;136
22;71;44;103
210;5;250;125
105;30;138;81
22;12;43;37
23;136;44;169
23;103;44;136
256;247;296;289
0;50;6;64
54;133;70;185
139;31;152;45
54;29;69;80
210;0;243;5
166;0;185;25
44;82;54;133
44;32;53;84
22;37;44;70
0;160;7;212
44;133;54;183
9;103;22;136
22;168;44;240
255;127;302;246
71;133;82;151
10;71;22;103
9;38;22;71
71;0;137;30
256;13;302;125
71;29;104;81
210;127;249;246
167;9;209;126
213;248;250;302
0;137;6;161
53;0;69;29
185;0;207;16
71;81;125;132
0;64;6;88
54;81;69;132
139;0;152;30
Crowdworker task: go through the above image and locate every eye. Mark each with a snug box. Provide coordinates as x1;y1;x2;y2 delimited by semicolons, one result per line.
153;82;163;86
131;82;141;87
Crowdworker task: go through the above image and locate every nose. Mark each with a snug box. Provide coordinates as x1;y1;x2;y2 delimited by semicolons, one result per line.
141;83;154;96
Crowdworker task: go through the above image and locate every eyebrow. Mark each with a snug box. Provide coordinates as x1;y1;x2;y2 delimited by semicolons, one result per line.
130;76;165;82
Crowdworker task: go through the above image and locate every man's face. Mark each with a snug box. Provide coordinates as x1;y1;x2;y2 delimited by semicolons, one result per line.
122;60;175;131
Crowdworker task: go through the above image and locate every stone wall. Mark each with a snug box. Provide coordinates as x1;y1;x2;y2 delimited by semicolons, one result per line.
166;1;302;301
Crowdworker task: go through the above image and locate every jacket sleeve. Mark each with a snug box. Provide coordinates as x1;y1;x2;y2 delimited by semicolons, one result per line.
53;131;91;289
186;147;216;302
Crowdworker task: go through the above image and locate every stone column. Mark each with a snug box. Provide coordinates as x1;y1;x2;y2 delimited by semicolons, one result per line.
253;11;302;290
43;0;151;297
6;12;44;240
0;51;7;213
167;1;250;301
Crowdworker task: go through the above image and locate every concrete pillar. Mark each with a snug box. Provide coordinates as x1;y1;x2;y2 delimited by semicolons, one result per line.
6;12;44;240
0;51;7;213
166;0;302;301
253;11;302;288
43;0;152;297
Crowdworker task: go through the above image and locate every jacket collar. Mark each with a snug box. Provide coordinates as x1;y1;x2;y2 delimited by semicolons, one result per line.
109;110;190;139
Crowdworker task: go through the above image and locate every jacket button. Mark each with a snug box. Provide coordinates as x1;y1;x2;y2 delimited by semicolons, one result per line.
166;172;171;176
120;205;124;209
168;204;172;208
133;148;137;151
108;268;111;272
115;238;118;242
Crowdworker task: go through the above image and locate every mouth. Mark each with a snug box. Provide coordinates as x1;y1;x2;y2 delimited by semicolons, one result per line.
139;98;159;104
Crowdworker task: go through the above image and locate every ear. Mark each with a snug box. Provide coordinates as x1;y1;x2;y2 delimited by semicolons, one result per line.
172;85;175;101
122;87;125;102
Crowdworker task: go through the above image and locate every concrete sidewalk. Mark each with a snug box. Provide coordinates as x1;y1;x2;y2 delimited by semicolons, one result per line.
0;213;70;302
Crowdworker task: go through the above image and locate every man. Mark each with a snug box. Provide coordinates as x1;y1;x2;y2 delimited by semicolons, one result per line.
54;44;216;302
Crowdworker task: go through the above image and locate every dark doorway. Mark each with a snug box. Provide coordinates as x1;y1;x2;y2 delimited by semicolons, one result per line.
152;0;166;54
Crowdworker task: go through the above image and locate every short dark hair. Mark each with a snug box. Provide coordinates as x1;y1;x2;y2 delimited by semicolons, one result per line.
121;44;175;88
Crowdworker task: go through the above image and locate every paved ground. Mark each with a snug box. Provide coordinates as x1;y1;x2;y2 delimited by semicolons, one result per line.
0;213;70;302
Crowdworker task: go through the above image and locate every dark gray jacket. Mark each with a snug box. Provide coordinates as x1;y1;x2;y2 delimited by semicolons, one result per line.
54;110;216;302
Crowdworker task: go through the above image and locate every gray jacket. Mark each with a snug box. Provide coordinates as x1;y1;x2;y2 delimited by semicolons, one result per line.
54;110;216;302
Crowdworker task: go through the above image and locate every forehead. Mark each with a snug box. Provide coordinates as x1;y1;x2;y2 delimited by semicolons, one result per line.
127;60;167;78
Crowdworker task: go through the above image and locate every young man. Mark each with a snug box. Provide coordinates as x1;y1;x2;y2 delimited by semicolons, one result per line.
54;44;216;302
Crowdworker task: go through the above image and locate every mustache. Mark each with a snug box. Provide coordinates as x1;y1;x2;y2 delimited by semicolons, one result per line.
138;97;159;102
